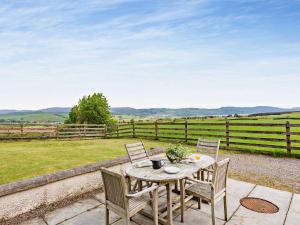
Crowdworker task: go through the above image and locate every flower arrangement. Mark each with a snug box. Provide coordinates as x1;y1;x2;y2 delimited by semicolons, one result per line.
165;144;188;164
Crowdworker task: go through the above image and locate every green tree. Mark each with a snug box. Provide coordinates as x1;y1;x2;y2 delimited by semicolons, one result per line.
65;93;115;125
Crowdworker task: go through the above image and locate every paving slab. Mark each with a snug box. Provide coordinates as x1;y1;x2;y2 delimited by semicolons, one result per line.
227;185;292;225
93;192;105;204
131;214;155;225
19;217;47;225
112;218;139;225
59;205;120;225
190;179;255;220
45;198;101;225
285;193;300;225
174;208;225;225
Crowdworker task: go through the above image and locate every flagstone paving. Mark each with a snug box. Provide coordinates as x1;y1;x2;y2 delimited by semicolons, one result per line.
20;179;299;225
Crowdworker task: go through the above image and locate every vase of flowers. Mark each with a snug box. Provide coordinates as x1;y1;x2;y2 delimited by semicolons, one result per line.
166;144;188;164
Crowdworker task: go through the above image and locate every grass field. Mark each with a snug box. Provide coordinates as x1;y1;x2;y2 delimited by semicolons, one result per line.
0;112;68;123
1;112;300;185
0;138;179;185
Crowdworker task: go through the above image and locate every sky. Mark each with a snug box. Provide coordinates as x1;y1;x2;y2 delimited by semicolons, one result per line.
0;0;300;110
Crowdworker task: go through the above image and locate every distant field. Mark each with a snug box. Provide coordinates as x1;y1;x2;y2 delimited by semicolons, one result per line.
0;112;68;123
0;138;176;185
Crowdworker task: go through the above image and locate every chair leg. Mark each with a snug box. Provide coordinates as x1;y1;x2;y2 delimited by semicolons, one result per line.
138;179;143;191
198;197;201;209
105;207;109;225
175;181;179;192
152;188;158;225
127;176;132;192
224;195;228;221
196;171;202;209
211;201;216;225
180;179;185;222
125;216;131;225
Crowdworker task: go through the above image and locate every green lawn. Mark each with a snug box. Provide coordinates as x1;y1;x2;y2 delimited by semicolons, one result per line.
0;138;184;185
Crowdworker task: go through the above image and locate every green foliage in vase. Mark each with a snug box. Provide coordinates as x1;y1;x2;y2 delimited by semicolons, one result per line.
165;144;188;163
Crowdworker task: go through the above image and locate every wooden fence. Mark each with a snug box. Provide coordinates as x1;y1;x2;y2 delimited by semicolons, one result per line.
108;121;300;155
1;121;300;155
0;123;107;140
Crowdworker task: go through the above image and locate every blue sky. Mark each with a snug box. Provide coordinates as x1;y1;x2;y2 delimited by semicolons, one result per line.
1;0;300;109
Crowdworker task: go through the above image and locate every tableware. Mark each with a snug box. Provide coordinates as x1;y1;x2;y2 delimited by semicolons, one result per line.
189;154;202;163
135;160;152;168
151;159;165;169
164;166;180;174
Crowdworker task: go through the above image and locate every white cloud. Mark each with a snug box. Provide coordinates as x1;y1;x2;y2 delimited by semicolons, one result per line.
0;0;300;109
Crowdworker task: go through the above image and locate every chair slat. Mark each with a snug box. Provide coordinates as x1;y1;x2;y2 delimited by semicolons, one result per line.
125;142;144;148
196;138;220;161
126;145;145;152
125;141;149;163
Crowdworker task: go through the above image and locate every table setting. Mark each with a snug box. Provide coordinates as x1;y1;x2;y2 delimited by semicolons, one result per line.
126;144;215;225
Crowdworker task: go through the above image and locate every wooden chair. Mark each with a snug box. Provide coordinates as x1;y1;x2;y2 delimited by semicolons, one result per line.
196;138;220;161
196;138;220;182
184;158;230;225
125;141;150;191
125;141;149;163
100;168;159;225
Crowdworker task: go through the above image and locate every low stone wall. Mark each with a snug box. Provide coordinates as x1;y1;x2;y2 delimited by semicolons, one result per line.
0;148;164;221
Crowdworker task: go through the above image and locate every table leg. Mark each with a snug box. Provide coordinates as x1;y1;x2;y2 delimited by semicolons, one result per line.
138;179;143;191
180;179;185;223
166;183;173;225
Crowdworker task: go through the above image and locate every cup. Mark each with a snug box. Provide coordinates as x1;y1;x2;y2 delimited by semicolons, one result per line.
151;159;164;169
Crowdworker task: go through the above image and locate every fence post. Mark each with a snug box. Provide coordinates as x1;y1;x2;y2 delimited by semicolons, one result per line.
20;123;24;137
104;124;107;138
132;120;136;138
55;125;59;139
226;121;230;148
84;124;87;137
285;121;291;154
185;120;188;143
155;120;158;140
117;124;119;137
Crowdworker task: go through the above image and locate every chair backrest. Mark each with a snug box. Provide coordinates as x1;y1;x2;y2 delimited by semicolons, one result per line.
125;141;149;163
212;158;230;194
100;168;128;210
196;138;220;161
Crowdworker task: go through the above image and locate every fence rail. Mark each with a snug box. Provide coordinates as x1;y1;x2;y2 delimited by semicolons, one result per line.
0;123;107;140
107;121;300;155
1;121;300;155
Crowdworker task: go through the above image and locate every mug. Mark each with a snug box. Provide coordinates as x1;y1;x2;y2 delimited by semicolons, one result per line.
151;159;164;169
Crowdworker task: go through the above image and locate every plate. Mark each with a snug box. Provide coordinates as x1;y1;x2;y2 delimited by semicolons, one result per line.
164;166;180;174
188;154;202;162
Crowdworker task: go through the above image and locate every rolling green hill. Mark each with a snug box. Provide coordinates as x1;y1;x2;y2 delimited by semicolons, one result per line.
0;112;68;123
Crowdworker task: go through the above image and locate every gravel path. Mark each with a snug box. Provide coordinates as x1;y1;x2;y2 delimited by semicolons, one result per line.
218;152;300;193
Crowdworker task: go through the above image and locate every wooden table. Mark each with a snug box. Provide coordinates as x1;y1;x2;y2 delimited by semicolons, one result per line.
126;155;215;225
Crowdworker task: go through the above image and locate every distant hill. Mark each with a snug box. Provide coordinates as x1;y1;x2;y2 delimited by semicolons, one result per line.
0;112;68;123
39;107;71;113
110;106;299;117
0;106;299;122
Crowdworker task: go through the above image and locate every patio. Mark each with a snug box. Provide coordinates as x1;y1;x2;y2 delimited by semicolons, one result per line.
20;179;298;225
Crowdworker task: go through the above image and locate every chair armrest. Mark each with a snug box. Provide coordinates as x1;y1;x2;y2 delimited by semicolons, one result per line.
126;185;158;198
185;177;212;185
201;168;214;173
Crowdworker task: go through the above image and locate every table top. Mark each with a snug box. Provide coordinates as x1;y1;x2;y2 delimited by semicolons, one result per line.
125;154;215;183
